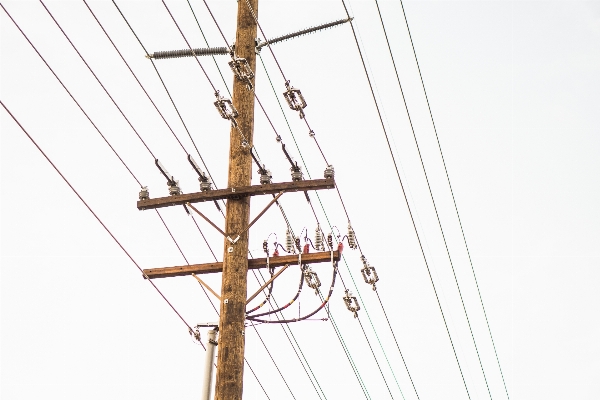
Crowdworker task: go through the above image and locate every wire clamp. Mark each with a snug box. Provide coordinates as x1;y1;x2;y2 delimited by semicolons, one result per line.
228;56;254;90
283;81;307;119
303;265;321;295
214;91;239;126
343;289;360;318
360;255;379;290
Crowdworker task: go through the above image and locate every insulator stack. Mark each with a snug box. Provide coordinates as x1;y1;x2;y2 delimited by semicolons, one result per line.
327;233;333;250
285;230;294;253
303;266;321;295
263;240;268;255
149;47;228;59
347;223;357;249
139;186;149;201
295;237;301;252
314;225;324;251
360;256;379;291
343;289;360;318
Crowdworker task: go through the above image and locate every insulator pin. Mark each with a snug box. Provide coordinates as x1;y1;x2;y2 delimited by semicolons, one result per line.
283;81;307;119
343;289;360;318
347;223;357;249
324;164;335;179
139;186;149;201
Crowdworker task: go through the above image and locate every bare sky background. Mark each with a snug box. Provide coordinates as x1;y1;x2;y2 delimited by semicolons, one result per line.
1;1;599;399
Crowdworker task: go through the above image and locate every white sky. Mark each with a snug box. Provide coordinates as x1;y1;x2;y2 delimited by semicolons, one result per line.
1;1;599;399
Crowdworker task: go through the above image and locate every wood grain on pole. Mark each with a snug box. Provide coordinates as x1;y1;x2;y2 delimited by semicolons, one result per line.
215;0;258;398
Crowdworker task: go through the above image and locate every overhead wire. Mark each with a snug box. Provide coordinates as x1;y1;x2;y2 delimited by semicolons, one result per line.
370;0;494;398
1;99;195;336
339;0;472;398
397;0;511;397
7;4;270;397
254;17;413;400
217;1;411;396
111;0;218;189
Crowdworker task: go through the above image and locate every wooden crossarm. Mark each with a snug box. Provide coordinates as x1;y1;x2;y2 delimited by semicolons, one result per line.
137;178;335;210
143;250;341;279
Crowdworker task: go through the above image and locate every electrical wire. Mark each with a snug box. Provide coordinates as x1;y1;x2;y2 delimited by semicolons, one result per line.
339;1;472;398
397;1;511;397
1;100;194;334
250;269;328;400
110;0;219;189
370;0;493;398
257;38;414;400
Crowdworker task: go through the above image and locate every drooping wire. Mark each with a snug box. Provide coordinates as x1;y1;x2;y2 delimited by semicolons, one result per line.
1;100;194;334
370;0;493;398
339;1;472;398
250;269;328;400
397;1;511;398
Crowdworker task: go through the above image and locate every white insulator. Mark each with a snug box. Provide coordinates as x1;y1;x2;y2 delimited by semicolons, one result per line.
259;167;272;185
324;164;335;179
285;230;294;253
314;225;323;251
347;223;357;249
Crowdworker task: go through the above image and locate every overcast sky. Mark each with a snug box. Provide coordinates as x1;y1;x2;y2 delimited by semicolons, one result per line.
1;1;599;399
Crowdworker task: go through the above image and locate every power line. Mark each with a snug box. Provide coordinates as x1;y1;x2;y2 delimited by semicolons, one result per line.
370;0;493;398
396;1;511;397
257;32;414;400
1;99;193;334
110;0;218;188
339;0;473;398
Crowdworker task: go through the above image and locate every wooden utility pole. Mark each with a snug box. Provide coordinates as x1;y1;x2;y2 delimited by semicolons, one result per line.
215;1;258;398
138;2;344;399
